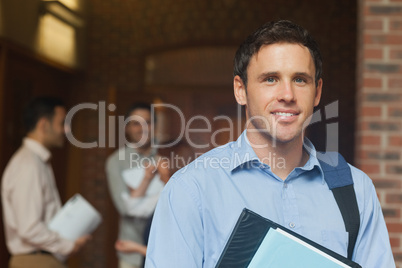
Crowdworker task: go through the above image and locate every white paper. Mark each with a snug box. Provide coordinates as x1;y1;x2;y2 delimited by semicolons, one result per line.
48;194;102;241
121;191;160;217
247;228;350;268
275;228;350;267
122;167;164;195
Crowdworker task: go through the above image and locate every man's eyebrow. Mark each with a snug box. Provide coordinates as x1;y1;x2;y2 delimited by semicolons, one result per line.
294;72;314;81
257;72;279;80
257;72;314;81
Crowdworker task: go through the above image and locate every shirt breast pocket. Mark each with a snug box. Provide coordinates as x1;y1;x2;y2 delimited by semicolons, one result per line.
320;229;349;257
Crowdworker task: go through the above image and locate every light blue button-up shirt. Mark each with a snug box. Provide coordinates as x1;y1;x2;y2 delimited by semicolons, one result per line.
146;131;395;268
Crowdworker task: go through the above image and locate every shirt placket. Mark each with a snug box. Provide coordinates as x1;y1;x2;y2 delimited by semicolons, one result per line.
282;181;300;232
46;163;62;209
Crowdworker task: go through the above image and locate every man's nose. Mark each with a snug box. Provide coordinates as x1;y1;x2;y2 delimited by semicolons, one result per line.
277;81;296;103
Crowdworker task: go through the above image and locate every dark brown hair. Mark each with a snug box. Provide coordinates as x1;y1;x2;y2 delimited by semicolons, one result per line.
233;20;322;87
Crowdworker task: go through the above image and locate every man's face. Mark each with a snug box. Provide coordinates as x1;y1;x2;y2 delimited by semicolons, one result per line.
43;106;67;148
234;43;322;145
125;108;152;148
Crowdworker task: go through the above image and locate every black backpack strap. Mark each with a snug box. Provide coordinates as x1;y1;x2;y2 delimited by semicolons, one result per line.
317;152;360;260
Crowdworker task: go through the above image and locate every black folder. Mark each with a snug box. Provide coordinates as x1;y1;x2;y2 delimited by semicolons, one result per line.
215;208;362;268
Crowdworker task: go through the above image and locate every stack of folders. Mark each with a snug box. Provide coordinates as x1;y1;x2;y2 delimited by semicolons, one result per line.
215;208;362;268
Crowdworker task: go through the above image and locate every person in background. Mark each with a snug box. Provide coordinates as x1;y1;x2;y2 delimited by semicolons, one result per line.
106;102;169;268
1;96;90;268
114;139;195;266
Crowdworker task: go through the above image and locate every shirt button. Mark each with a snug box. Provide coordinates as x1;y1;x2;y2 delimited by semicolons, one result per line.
289;222;296;228
284;183;288;188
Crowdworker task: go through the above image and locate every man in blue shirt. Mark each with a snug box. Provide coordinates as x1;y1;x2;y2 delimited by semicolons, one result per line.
145;20;395;267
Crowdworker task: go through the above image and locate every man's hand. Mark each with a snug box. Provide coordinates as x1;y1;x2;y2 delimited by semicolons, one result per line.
143;164;157;181
115;239;147;255
70;235;91;255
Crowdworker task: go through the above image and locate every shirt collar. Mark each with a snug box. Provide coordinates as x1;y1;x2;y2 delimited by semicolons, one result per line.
302;138;325;184
230;131;323;182
23;138;51;162
230;130;263;171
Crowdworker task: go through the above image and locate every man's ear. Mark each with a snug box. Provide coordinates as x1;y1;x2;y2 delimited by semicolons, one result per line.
234;75;247;106
314;78;323;107
37;117;49;132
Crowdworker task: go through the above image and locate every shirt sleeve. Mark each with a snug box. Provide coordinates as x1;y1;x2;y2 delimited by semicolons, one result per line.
105;154;131;216
352;172;395;268
122;192;160;218
10;160;74;256
145;177;204;268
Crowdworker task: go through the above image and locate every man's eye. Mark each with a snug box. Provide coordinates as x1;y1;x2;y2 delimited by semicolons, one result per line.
295;78;306;83
266;77;276;83
129;121;141;126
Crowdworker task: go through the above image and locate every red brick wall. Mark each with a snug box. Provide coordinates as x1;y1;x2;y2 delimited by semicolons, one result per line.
356;0;402;266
